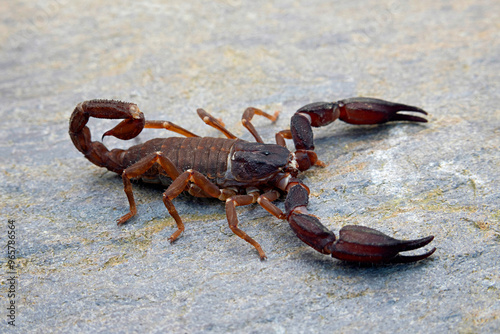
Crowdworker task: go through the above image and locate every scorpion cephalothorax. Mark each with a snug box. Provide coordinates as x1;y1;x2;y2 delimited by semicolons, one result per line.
69;97;435;263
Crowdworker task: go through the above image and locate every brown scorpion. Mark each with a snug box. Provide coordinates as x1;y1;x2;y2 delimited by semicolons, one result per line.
69;97;435;263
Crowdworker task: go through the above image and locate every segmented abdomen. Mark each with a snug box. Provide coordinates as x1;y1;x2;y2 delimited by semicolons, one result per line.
120;137;237;186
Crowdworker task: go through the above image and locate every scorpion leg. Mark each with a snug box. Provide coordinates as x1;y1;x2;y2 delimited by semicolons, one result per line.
162;169;221;243
275;129;292;147
163;170;267;257
196;108;238;139
226;192;268;259
241;107;280;143
163;171;266;257
118;152;181;225
144;120;199;137
256;190;285;219
227;190;286;258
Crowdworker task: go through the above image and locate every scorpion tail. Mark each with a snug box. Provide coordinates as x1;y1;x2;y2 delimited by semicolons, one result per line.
284;183;435;263
69;100;145;173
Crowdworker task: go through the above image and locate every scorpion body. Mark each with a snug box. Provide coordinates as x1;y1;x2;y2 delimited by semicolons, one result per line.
123;137;292;190
70;98;435;263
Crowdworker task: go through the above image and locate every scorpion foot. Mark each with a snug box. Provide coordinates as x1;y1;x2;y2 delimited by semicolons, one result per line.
328;225;435;263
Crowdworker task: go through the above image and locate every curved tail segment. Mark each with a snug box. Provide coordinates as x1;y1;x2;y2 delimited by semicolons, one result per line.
69;100;145;173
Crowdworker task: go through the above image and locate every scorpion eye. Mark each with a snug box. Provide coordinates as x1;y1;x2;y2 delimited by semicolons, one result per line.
264;151;270;156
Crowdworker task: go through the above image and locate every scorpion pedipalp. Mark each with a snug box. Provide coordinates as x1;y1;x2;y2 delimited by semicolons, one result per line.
284;183;435;263
290;97;428;152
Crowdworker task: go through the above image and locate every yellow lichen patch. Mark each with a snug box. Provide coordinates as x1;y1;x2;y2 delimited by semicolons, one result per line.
101;254;127;269
338;288;374;301
421;187;444;203
491;210;500;223
309;188;324;198
468;214;500;240
333;162;369;176
461;309;500;331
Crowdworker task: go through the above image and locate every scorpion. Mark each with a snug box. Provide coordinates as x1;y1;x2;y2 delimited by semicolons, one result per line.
69;97;436;263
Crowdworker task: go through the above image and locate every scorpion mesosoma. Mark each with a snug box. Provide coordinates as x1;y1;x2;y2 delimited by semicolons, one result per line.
69;97;436;263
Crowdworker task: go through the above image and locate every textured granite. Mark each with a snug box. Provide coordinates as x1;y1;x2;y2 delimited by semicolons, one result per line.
0;0;499;332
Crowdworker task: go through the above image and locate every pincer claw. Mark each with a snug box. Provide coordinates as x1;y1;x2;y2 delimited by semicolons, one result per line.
328;225;435;263
338;97;428;124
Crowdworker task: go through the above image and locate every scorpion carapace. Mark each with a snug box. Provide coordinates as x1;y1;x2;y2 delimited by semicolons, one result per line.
69;97;435;263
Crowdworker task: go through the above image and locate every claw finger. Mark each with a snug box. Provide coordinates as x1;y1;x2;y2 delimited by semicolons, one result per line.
397;235;434;252
338;97;428;124
390;247;436;263
389;113;428;123
342;97;428;114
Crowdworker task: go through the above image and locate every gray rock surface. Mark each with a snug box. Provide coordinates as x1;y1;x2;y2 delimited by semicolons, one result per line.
1;0;499;332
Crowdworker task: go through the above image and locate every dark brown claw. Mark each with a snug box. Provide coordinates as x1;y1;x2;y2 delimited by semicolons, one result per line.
291;97;428;154
287;213;337;255
327;225;435;263
284;183;435;263
338;97;428;124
